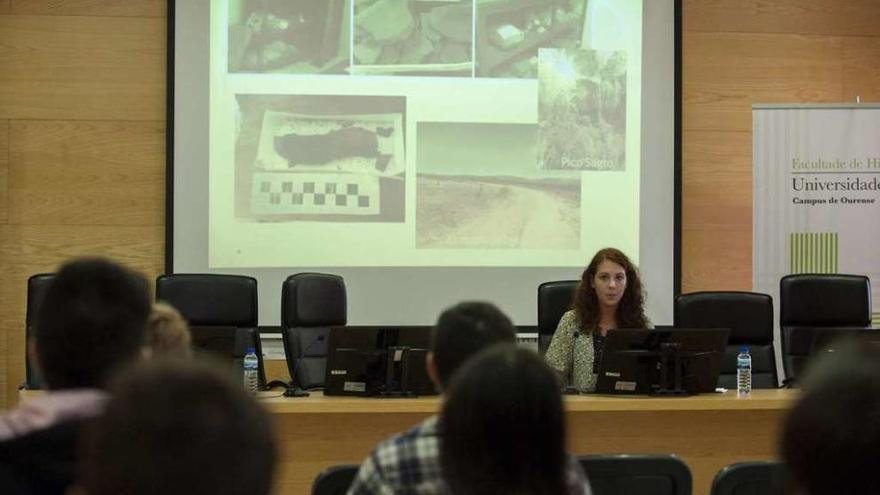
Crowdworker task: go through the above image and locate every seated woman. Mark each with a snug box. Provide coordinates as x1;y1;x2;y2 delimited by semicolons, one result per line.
545;247;649;392
440;345;591;495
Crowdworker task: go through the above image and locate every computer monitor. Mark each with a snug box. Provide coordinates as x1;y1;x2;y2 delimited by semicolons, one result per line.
810;327;880;358
324;326;437;397
595;328;729;396
780;326;880;386
189;326;264;386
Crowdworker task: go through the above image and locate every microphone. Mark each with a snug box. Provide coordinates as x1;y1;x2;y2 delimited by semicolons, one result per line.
283;334;326;398
563;331;581;395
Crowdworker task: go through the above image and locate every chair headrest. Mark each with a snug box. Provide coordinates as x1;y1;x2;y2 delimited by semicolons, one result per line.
282;273;347;327
675;291;773;343
537;280;578;334
156;274;258;327
26;273;56;325
780;274;871;326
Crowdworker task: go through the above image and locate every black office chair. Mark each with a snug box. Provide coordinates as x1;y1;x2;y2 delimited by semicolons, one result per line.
23;273;56;390
537;280;579;354
675;291;778;388
155;274;266;386
710;461;785;495
312;464;358;495
578;454;692;495
779;274;872;384
281;273;347;390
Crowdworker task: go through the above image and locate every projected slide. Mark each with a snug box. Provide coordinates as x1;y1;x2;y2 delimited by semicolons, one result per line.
210;0;643;268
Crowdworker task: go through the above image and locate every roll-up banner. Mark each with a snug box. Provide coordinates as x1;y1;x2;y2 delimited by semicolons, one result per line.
753;104;880;381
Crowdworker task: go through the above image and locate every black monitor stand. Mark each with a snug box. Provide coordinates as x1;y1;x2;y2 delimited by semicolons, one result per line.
616;344;698;396
653;342;689;396
652;344;717;396
378;346;425;397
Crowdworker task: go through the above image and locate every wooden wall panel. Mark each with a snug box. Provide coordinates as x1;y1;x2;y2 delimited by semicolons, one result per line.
8;121;164;226
0;119;6;404
0;1;10;14
0;120;7;223
683;32;843;132
0;224;164;403
681;1;880;293
0;314;7;406
0;15;165;121
843;37;880;103
683;0;880;36
0;5;166;409
682;131;752;231
10;0;165;17
682;229;752;292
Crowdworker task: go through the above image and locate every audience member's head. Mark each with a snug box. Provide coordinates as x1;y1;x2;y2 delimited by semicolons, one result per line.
441;345;568;495
33;257;150;390
781;342;880;495
77;359;277;495
143;302;192;358
428;301;516;389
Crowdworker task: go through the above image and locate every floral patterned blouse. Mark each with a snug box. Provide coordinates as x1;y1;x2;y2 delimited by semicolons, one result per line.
545;310;599;392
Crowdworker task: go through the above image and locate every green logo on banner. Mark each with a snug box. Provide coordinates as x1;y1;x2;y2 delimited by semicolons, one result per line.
790;232;839;273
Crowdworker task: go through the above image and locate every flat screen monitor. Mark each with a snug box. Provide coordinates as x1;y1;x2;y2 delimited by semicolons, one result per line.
595;328;729;396
810;327;880;358
324;326;437;397
189;325;264;385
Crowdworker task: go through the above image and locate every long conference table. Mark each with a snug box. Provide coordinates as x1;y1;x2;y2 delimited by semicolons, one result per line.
259;389;797;495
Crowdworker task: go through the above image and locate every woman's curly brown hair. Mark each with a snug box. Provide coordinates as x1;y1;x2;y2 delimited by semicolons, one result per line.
572;248;647;331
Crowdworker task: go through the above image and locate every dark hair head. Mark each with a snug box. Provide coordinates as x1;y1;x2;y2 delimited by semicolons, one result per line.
430;301;516;388
572;247;647;329
79;358;277;495
441;345;567;495
781;342;880;495
34;257;150;389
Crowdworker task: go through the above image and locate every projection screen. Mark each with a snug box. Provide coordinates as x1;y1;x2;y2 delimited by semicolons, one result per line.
171;0;678;325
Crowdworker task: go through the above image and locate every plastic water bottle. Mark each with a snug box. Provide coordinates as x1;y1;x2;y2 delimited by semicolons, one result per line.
737;346;752;398
243;347;259;395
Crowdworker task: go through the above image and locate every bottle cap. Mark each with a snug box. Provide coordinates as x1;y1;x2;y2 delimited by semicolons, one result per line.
246;347;256;354
740;345;749;353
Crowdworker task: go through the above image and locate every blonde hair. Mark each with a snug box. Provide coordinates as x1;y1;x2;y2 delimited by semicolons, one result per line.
144;302;192;358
